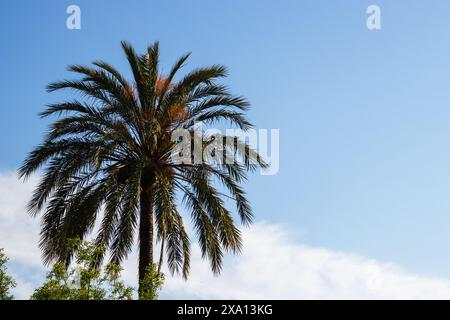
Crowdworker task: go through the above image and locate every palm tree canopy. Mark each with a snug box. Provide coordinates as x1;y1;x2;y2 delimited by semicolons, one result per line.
19;41;266;280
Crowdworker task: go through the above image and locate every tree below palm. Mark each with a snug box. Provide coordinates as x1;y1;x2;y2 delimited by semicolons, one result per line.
19;41;265;298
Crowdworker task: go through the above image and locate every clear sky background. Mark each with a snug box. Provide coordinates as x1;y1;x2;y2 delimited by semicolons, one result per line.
3;0;450;298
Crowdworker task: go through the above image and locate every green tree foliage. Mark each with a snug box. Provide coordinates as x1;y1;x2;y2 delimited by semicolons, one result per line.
0;248;16;300
139;264;164;300
31;240;134;300
19;41;266;298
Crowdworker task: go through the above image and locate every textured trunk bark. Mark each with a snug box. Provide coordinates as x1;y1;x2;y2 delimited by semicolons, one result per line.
138;173;155;297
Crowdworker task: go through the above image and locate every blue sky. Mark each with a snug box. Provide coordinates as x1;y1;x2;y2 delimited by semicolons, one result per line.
3;0;450;298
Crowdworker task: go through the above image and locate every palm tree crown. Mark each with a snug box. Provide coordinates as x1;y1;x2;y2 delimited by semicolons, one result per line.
19;41;265;296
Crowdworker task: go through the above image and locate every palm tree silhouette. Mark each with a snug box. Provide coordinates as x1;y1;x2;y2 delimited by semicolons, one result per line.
19;41;266;298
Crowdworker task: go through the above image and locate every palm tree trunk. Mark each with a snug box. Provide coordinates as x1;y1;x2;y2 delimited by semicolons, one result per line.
138;173;155;297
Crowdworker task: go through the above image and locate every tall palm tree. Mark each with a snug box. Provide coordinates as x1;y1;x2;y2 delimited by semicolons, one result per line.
19;41;266;298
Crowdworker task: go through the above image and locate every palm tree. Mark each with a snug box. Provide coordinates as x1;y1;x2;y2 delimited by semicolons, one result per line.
19;41;266;298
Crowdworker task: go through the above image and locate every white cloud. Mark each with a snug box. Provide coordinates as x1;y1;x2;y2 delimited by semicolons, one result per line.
0;174;42;265
0;172;44;298
162;223;450;299
2;171;450;299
